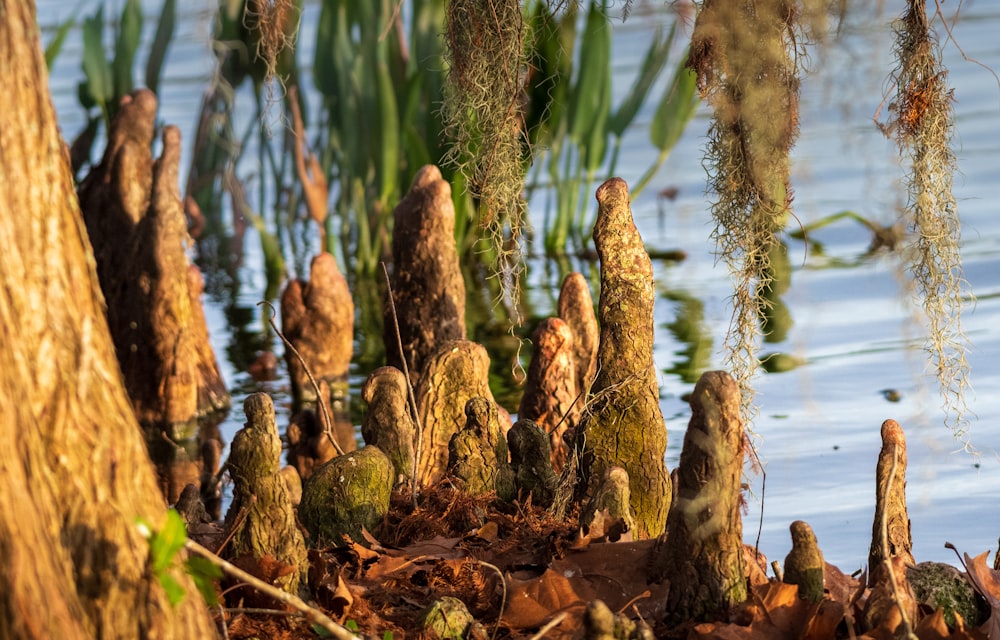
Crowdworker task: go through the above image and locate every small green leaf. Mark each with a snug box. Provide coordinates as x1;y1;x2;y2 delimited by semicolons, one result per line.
185;556;222;606
159;572;186;608
145;0;177;96
150;509;187;573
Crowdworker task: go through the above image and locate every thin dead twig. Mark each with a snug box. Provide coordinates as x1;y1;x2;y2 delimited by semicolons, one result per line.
258;300;345;456
381;262;425;506
185;539;358;640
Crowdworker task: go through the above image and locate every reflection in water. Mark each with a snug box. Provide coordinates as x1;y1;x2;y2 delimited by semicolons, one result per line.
147;417;225;522
662;291;713;385
757;239;793;345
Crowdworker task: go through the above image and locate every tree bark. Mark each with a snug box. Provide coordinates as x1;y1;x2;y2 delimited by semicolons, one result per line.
0;1;216;637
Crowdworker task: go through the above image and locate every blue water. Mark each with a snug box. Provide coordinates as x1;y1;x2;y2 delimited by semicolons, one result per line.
40;0;1000;570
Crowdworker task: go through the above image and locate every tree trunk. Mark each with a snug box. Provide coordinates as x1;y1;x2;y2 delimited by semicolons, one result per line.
0;2;216;637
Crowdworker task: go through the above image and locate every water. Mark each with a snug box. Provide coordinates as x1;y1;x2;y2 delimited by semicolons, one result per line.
40;0;1000;570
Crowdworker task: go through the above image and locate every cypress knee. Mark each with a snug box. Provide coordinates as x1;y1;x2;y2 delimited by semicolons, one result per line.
447;397;515;501
223;393;307;593
783;520;825;603
518;317;579;471
558;272;598;397
384;165;466;383
78;91;230;432
507;418;558;507
577;178;671;539
654;370;747;624
361;366;415;489
868;419;913;586
280;251;354;416
414;339;499;486
299;446;395;547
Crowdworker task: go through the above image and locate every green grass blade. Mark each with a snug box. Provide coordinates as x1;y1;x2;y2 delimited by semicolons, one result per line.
145;0;177;96
375;59;399;205
44;11;78;69
607;23;676;137
81;6;112;113
568;1;612;143
113;0;143;98
649;54;698;153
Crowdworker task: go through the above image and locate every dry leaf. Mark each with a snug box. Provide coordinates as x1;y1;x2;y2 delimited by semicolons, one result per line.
963;551;1000;639
503;565;595;629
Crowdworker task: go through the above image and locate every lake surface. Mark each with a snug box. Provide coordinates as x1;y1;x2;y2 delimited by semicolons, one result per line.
40;0;1000;570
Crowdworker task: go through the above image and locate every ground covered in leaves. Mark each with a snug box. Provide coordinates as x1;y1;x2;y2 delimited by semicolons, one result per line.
189;482;1000;639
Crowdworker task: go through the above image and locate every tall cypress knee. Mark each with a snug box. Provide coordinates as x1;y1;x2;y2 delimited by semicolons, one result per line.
654;370;747;624
578;177;671;539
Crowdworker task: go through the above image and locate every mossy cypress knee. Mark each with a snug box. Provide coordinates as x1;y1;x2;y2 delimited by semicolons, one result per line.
447;397;515;501
299;445;394;547
223;393;307;593
577;178;671;539
783;520;825;603
361;366;415;489
507;418;558;508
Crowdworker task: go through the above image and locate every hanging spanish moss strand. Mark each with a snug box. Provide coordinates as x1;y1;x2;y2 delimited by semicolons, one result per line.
442;0;529;323
687;0;803;423
888;0;971;440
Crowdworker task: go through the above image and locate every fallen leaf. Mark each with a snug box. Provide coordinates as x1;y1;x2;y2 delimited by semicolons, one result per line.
963;551;1000;639
503;565;594;629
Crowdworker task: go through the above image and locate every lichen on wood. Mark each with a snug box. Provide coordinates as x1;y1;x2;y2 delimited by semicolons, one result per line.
384;165;466;384
517;317;579;471
576;178;670;539
653;370;747;623
361;366;415;489
280;251;353;412
223;393;307;593
414;339;499;487
447;397;515;501
299;445;394;547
